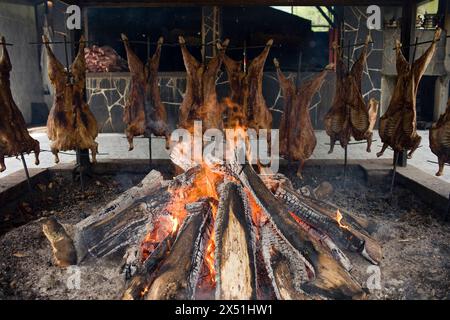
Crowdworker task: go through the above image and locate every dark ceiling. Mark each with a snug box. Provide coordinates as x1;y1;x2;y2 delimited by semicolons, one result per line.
60;0;407;7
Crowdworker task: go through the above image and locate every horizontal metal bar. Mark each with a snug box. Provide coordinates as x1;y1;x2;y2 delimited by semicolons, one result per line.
339;41;374;49
29;40;94;45
392;34;450;50
0;42;14;46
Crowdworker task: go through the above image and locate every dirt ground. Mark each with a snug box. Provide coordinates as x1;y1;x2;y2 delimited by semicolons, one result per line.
0;166;449;300
282;165;450;300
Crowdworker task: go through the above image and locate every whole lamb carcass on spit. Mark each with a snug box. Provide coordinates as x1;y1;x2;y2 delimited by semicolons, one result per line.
121;34;169;150
429;99;450;176
43;35;98;164
222;39;274;131
0;36;40;172
377;28;442;159
324;36;371;154
178;36;229;132
274;58;333;178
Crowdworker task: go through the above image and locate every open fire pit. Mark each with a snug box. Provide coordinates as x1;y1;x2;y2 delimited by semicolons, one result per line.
1;144;448;300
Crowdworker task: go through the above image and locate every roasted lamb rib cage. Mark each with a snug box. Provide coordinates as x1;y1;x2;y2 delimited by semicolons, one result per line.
0;36;40;172
274;58;332;177
324;36;371;154
430;99;450;176
222;40;274;130
44;35;98;164
178;36;229;131
121;34;169;151
377;28;442;159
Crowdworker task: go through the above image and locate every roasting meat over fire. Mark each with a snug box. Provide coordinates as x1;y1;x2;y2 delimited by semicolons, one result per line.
377;28;442;159
43;35;98;164
274;58;333;177
222;40;274;131
122;34;169;150
324;36;371;154
178;36;229;131
0;36;40;172
430;99;450;176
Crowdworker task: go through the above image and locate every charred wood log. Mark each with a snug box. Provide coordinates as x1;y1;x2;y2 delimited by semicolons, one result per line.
145;200;211;300
73;170;165;260
229;162;365;299
260;223;319;300
214;183;257;300
122;233;175;300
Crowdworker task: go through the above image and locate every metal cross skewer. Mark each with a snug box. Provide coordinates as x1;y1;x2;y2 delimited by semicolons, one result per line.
343;40;351;189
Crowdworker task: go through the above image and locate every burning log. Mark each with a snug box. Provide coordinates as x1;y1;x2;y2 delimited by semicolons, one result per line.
144;200;211;300
214;183;257;300
260;223;318;300
41;170;166;267
229;162;365;299
73;170;166;260
122;233;175;300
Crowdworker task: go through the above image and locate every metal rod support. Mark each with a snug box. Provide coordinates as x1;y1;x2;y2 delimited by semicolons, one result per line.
20;153;33;194
392;35;450;50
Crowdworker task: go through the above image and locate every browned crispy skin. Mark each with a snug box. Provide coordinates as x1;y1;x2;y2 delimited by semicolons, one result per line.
222;40;273;131
430;100;450;176
275;59;331;177
378;28;441;159
178;36;229;132
0;37;40;172
365;98;379;153
144;37;169;148
121;34;146;151
44;35;98;164
325;37;370;154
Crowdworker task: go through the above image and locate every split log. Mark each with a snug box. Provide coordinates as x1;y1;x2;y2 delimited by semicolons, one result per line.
284;186;382;264
145;200;211;300
73;171;166;260
260;223;319;300
122;233;175;300
214;183;257;300
229;163;365;299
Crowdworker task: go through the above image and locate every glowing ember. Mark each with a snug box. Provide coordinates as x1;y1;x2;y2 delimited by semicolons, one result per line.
335;209;349;230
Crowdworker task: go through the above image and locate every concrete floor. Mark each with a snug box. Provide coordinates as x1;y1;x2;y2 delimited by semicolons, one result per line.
1;128;449;183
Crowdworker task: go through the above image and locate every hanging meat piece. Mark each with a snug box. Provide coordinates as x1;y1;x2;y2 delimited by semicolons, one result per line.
365;98;379;153
274;58;333;177
144;37;170;149
324;37;371;154
122;34;169;150
44;35;98;164
178;36;229;132
377;28;441;159
222;40;273;129
0;37;40;172
429;99;450;176
121;34;146;151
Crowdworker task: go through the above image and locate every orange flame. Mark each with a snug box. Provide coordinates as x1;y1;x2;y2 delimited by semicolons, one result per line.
335;209;349;230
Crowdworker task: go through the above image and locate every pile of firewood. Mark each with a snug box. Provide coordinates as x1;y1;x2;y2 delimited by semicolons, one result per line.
84;45;128;73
